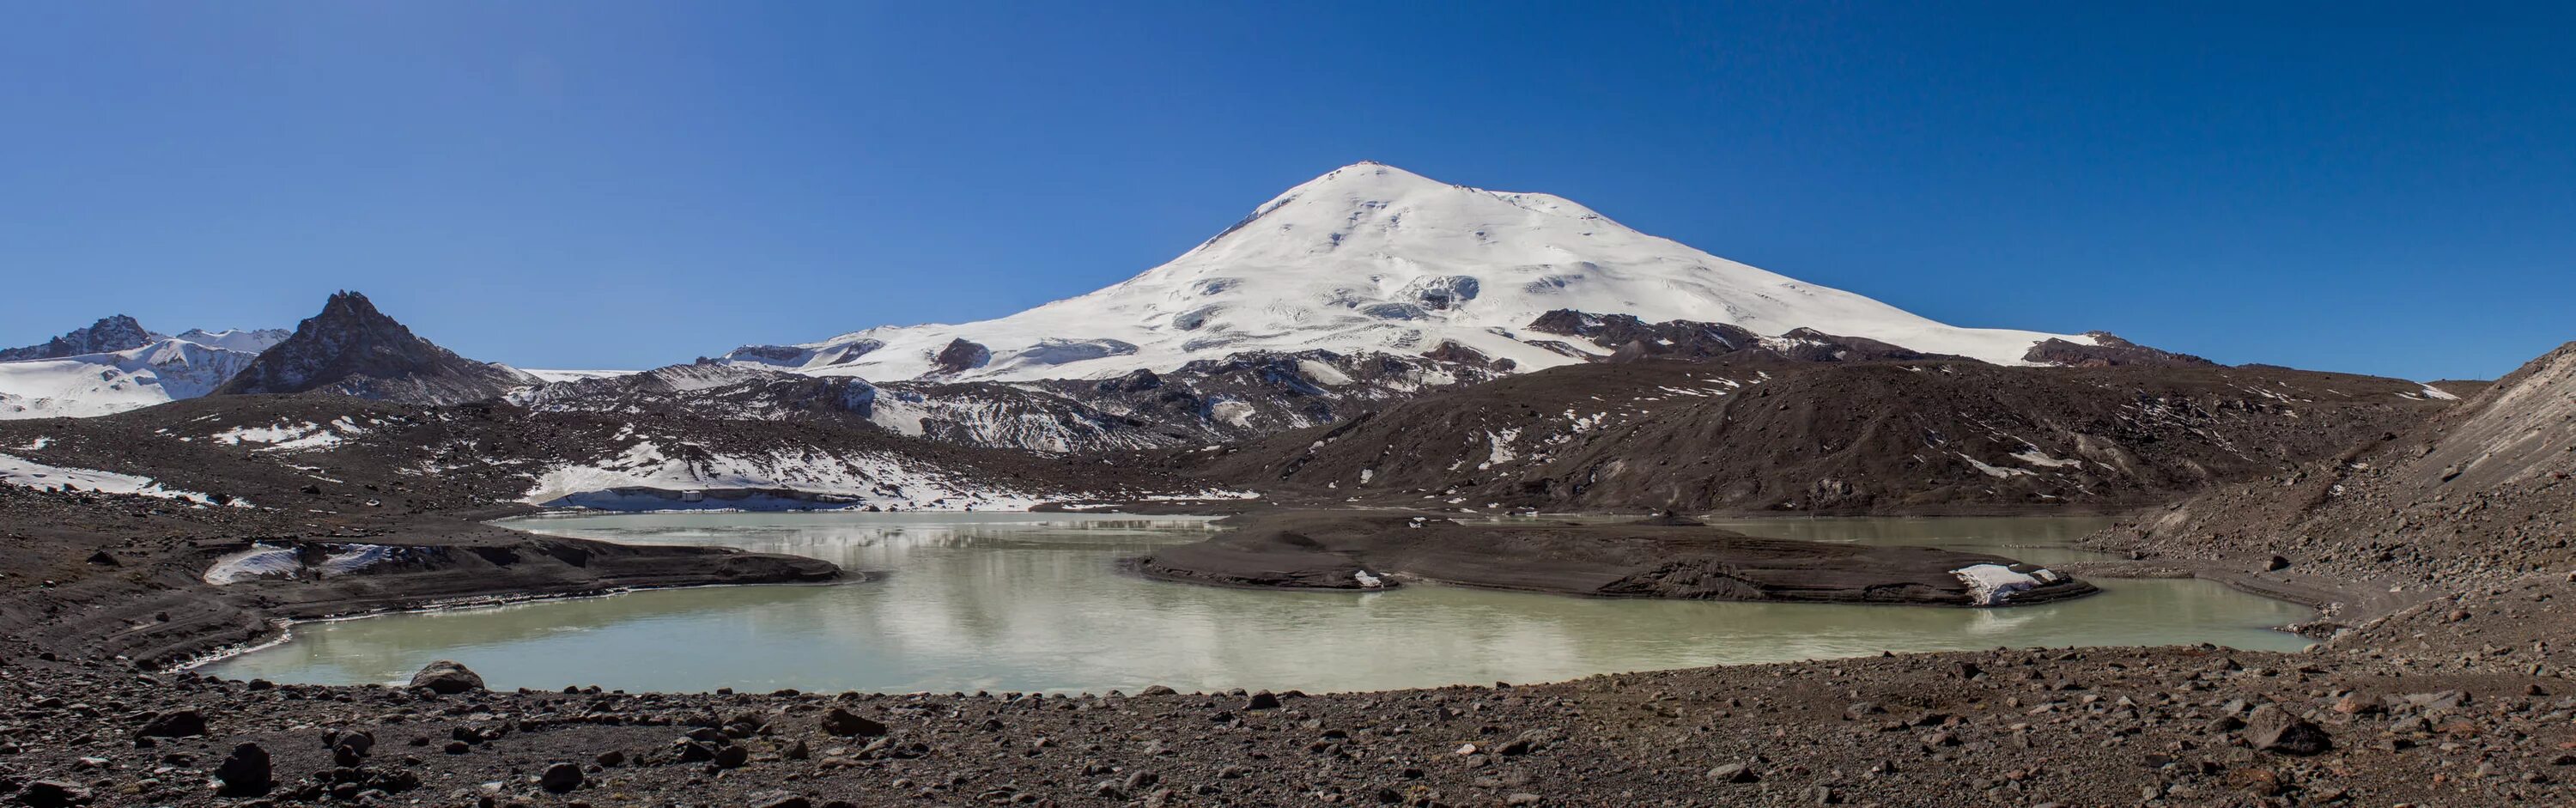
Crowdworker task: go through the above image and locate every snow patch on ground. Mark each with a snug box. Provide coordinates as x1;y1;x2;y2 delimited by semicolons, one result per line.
0;452;247;506
204;544;301;585
2008;448;2082;469
1297;359;1354;386
520;368;638;384
521;436;1049;512
317;544;403;577
210;416;374;453
1951;563;2064;606
2415;383;2461;402
1959;453;2035;478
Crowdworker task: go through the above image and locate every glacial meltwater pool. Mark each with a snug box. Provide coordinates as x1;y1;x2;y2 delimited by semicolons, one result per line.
197;513;2314;694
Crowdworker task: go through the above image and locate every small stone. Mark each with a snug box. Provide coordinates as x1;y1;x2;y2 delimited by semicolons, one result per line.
2264;555;2291;571
1505;793;1542;805
1244;691;1283;710
750;793;813;808
1708;762;1760;783
1139;685;1178;696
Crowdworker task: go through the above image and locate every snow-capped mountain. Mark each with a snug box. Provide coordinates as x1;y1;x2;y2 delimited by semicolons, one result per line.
0;315;163;362
727;162;2097;382
0;320;290;420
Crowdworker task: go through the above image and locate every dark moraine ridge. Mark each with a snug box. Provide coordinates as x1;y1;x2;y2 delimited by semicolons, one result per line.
1137;511;2095;605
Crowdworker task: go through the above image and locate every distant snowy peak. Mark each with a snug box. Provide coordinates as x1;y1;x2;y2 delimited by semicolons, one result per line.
214;291;536;405
0;315;162;362
730;161;2097;382
0;316;294;420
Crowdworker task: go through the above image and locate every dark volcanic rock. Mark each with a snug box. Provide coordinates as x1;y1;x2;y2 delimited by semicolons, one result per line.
2023;331;2217;368
2244;705;2332;755
213;290;533;405
410;660;486;695
0;314;160;361
17;781;91;808
136;707;207;738
540;761;585;793
214;743;273;797
932;338;993;374
1527;309;1761;361
820;708;889;737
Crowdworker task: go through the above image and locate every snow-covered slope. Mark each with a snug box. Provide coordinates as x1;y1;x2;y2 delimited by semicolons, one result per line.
732;162;2095;382
0;330;281;420
170;328;290;354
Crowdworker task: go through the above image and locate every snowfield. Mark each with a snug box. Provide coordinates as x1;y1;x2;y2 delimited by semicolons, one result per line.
0;331;281;420
0;452;248;507
519;435;1051;512
730;162;2095;383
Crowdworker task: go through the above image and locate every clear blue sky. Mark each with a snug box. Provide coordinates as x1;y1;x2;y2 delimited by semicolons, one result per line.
3;3;2569;380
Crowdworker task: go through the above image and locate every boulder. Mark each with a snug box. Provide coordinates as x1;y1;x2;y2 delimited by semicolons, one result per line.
2244;705;2332;755
136;708;207;738
819;707;889;738
17;781;90;808
539;762;584;793
410;660;485;695
213;743;272;797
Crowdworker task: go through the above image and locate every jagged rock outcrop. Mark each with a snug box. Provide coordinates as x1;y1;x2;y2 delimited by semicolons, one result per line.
212;291;534;405
2024;331;2218;368
1526;310;1762;361
931;339;992;374
1523;310;1971;364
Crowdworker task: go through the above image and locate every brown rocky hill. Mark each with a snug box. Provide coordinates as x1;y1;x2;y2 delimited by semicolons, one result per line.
1160;357;2454;514
2093;341;2576;590
213;291;534;405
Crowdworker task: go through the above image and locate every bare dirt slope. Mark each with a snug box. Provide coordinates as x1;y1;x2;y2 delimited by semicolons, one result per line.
1163;358;2452;515
2093;341;2576;607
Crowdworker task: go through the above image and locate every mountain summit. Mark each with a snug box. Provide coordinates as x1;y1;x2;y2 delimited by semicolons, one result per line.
727;162;2097;382
0;315;162;362
214;291;532;405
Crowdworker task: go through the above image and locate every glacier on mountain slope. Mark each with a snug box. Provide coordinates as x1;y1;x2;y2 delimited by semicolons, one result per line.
0;332;280;419
732;162;2096;383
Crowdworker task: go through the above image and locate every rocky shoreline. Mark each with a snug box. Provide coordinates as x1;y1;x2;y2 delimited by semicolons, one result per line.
3;492;2571;806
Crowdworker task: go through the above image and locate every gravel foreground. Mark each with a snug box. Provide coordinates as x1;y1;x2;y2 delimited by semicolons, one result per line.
2;483;2570;808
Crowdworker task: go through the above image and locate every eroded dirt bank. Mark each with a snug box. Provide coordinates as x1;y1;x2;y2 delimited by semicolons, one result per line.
1135;511;2096;606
